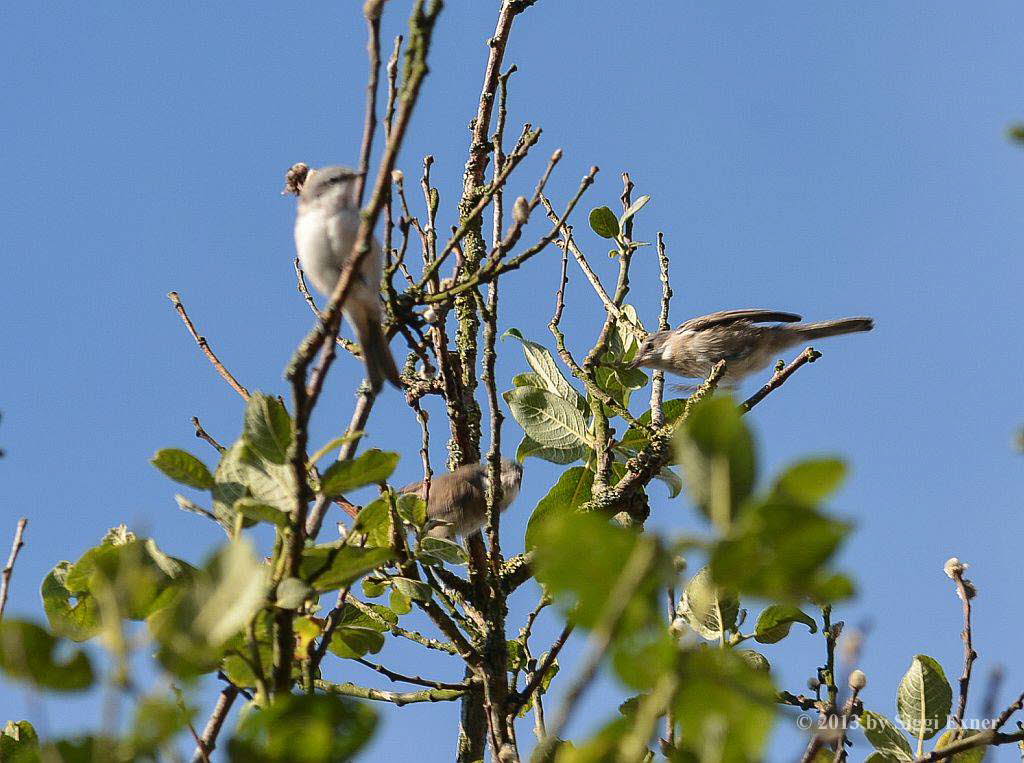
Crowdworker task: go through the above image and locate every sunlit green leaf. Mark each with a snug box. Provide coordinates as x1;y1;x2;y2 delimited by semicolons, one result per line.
503;328;586;412
516;434;588;466
0;720;39;761
391;577;432;602
321;450;399;497
675;396;756;530
589;206;620;239
151;449;214;489
525;466;594;551
300;545;393;593
861;710;914;761
243;392;294;465
932;729;984;762
897;655;952;741
773;458;847;505
504;386;591;452
417;536;468;566
677;567;738;641
753;605;817;644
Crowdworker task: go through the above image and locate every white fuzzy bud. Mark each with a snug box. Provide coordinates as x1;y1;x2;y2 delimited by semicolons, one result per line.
848;669;867;691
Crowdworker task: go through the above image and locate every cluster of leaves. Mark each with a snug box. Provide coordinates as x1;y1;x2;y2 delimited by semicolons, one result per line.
518;393;857;761
861;656;978;762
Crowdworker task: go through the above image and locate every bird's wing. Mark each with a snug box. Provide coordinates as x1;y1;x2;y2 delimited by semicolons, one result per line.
679;309;802;331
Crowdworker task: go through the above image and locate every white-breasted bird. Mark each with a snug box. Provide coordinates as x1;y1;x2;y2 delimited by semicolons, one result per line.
293;165;400;390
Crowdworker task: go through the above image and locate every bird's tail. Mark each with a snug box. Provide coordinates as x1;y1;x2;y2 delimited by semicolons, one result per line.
793;317;874;340
351;312;401;391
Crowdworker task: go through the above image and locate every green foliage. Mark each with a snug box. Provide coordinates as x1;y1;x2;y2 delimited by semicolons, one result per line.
672;648;775;761
327;603;397;660
243;392;294;465
299;544;394;593
0;721;39;762
150;539;268;677
0;620;94;692
753;605;817;644
676;566;738;641
525;466;594;551
228;694;376;762
320;449;400;497
42;531;192;642
862;710;914;760
588;206;619;239
675;396;757;530
151;448;214;489
932;730;985;762
896;655;952;741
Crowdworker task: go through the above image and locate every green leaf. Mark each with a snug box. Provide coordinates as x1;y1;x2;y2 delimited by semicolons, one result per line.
396;493;427;528
503;328;587;412
130;695;196;756
0;721;39;761
618;194;650;229
299;545;393;593
150;540;268;677
673;648;775;761
417;536;468;566
774;458;847;504
151;449;214;489
589;206;620;239
329;626;385;660
243;392;294;465
389;589;412;615
353;497;392;548
932;730;985;762
525;467;594;551
391;577;432;602
0;620;94;692
710;495;853;602
320;449;399;497
534;511;668;635
736;649;771;672
275;577;313;609
675;396;757;530
753;605;817;644
653;466;683;498
515;434;588;466
41;561;100;641
504;386;591;451
897;655;952;741
227;693;377;762
861;710;914;760
212;441;297;526
235;498;290;527
677;567;738;641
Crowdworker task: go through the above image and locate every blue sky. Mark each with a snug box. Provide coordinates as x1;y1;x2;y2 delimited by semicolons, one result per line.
2;1;1023;759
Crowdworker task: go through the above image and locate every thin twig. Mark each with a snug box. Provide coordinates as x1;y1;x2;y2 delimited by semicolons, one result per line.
740;347;821;413
316;679;465;706
0;519;27;622
354;0;387;207
650;232;672;428
509;623;573;717
168;292;249;400
355;657;469;691
949;562;977;734
190;417;224;454
190;684;238;763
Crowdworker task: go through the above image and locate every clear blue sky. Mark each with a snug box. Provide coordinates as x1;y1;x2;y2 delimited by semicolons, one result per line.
2;1;1023;759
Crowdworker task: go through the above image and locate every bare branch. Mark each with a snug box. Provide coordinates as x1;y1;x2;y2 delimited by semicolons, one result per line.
0;518;27;622
740;347;822;413
168;292;249;400
190;684;238;763
190;416;224;454
316;680;465;706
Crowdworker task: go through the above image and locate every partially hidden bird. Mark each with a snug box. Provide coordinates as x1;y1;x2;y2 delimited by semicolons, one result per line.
293;165;401;390
400;459;524;539
631;309;873;386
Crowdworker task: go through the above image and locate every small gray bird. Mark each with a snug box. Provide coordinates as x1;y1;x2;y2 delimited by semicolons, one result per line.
631;309;873;385
293;166;400;390
400;459;524;539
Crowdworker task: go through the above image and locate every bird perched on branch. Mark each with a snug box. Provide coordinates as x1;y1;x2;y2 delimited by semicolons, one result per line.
292;165;400;391
400;459;524;539
631;309;873;385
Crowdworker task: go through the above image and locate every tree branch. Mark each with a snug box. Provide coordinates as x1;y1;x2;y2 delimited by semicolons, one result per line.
740;347;821;413
168;292;249;400
0;518;27;622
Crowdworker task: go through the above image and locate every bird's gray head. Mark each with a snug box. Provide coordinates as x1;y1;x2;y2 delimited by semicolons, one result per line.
631;332;672;368
299;166;361;206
